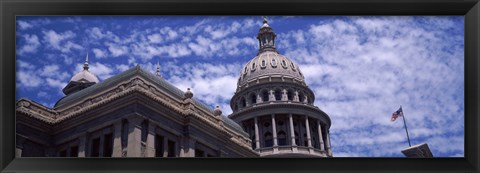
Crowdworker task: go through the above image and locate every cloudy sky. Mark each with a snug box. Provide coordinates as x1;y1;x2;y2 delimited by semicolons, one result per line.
16;16;464;157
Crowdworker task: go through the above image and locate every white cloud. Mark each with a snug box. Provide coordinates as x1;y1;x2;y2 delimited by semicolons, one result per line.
46;78;67;91
106;43;128;57
18;34;40;55
17;21;33;30
42;30;82;53
92;48;107;58
17;70;42;88
116;64;130;72
147;33;163;43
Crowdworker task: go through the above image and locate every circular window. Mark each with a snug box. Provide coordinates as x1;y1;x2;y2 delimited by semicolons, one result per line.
278;121;284;126
264;122;271;127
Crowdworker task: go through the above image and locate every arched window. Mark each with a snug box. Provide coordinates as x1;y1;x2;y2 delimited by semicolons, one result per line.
251;62;256;71
264;132;273;147
274;89;282;101
277;131;287;146
287;90;293;101
250;93;257;105
299;92;305;103
262;90;269;102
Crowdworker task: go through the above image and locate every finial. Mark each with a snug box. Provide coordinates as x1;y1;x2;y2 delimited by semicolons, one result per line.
184;88;193;99
155;61;161;77
263;16;268;24
83;52;89;70
213;105;222;116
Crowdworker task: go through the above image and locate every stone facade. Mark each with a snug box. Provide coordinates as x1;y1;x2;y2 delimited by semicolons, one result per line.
16;66;257;157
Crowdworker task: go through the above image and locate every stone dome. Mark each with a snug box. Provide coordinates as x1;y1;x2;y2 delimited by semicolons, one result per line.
70;69;99;83
237;51;304;87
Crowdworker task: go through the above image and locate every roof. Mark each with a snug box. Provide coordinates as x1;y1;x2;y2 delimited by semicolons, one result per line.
53;65;248;137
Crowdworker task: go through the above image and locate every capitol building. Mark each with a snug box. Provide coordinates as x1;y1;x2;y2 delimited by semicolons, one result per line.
15;18;332;158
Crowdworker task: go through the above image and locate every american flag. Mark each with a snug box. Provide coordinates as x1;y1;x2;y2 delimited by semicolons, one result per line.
391;107;403;122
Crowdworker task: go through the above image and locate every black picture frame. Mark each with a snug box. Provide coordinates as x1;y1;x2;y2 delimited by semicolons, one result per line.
1;0;479;173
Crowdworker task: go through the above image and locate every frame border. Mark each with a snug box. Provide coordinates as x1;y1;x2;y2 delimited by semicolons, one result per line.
1;0;479;173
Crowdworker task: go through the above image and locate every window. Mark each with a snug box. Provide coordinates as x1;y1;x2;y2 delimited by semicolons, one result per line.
167;140;176;157
303;133;308;147
291;62;296;71
281;59;287;68
277;121;284;126
294;132;299;145
271;58;277;67
241;98;246;108
155;135;164;157
278;131;287;146
91;138;100;157
287;90;293;101
274;89;282;101
70;146;78;157
195;149;204;157
264;122;270;127
299;93;305;103
251;62;256;71
261;59;266;68
103;133;113;157
262;91;269;102
264;132;273;147
250;94;257;104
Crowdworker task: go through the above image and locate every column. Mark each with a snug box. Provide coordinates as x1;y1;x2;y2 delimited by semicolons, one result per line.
254;117;260;149
289;114;296;146
145;123;156;157
305;116;312;148
317;121;325;151
112;121;123;157
271;114;278;147
325;127;332;156
78;133;87;157
126;116;144;157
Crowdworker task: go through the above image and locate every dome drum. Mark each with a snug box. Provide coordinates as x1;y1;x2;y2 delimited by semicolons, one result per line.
231;82;315;112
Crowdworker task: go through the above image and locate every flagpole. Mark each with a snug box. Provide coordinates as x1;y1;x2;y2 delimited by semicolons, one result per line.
400;105;412;147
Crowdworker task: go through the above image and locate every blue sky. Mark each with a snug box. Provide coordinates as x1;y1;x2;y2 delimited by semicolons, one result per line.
16;16;464;157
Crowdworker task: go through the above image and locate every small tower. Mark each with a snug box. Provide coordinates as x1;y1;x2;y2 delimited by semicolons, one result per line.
62;53;100;95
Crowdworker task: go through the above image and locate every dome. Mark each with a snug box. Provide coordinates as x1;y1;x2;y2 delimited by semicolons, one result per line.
237;51;304;87
70;69;99;83
236;17;305;89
